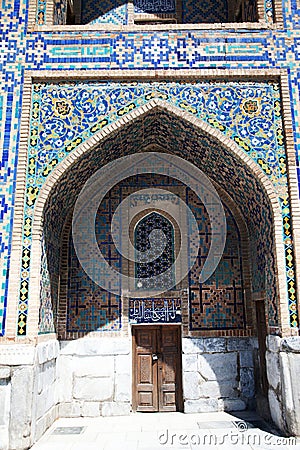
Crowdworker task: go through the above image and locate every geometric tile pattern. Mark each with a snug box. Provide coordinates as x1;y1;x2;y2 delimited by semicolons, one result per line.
16;81;295;335
66;185;122;332
81;0;127;25
189;195;246;330
65;173;244;332
183;0;228;23
135;212;175;290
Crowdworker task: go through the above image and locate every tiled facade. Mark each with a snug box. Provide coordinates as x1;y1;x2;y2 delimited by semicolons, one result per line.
0;0;300;341
13;80;292;337
61;175;246;333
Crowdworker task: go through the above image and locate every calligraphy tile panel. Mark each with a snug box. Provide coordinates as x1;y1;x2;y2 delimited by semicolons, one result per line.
129;298;182;323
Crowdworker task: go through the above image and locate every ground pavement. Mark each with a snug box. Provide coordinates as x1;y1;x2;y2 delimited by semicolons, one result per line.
30;410;300;450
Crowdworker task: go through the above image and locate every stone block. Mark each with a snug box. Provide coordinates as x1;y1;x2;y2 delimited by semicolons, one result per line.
74;356;114;377
36;384;56;420
115;355;131;374
0;378;11;450
239;351;254;368
240;368;255;399
34;405;58;443
198;353;237;381
182;338;205;354
202;338;226;353
226;338;253;352
81;402;101;417
48;340;59;361
0;345;35;366
280;352;300;436
37;342;48;365
60;339;130;356
56;355;73;403
184;398;219;413
183;372;200;399
281;336;300;353
9;367;34;449
221;399;246;411
268;389;283;431
267;335;281;353
114;374;131;402
73;376;113;401
58;401;81;418
182;354;198;372
199;380;238;399
37;360;56;395
102;402;131;416
266;351;280;391
0;368;10;379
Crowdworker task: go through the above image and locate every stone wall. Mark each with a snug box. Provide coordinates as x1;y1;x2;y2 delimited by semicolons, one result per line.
57;338;131;417
0;342;59;450
182;337;257;413
266;335;300;436
32;341;60;442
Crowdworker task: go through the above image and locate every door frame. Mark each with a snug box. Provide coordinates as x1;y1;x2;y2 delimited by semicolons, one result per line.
132;324;183;412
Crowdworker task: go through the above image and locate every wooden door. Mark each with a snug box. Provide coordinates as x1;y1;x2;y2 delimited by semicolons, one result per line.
256;300;268;395
132;325;182;412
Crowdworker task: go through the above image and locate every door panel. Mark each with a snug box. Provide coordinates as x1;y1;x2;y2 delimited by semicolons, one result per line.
133;325;182;412
158;327;181;411
256;300;268;395
134;327;158;412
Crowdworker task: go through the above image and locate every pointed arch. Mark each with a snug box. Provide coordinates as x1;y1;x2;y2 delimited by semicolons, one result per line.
11;100;287;337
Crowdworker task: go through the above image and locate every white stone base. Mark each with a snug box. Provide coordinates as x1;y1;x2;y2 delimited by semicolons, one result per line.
182;337;256;413
266;335;300;436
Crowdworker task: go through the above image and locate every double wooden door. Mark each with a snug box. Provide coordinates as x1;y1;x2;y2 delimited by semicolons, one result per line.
132;325;183;412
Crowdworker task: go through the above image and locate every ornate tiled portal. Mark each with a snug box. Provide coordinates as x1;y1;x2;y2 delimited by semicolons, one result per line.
16;80;295;337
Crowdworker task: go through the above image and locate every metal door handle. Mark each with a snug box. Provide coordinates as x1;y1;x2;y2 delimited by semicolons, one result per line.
152;354;158;361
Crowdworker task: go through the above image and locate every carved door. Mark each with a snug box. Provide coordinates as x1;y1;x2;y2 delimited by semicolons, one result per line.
132;325;182;412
